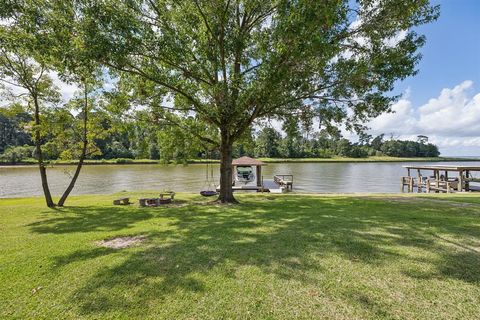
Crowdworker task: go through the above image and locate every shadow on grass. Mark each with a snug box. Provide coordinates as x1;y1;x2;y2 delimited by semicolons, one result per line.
28;206;153;233
30;196;480;317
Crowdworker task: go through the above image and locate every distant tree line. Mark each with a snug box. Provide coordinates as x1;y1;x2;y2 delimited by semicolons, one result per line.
0;105;439;163
0;104;32;154
250;128;440;158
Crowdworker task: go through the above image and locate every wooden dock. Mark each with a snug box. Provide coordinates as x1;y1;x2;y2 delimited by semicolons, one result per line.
216;177;293;193
401;165;480;193
217;157;293;193
274;174;293;191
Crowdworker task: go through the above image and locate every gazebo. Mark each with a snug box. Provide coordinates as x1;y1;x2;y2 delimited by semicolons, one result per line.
232;156;266;187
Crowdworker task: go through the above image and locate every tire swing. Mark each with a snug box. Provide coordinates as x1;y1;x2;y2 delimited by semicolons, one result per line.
200;160;218;197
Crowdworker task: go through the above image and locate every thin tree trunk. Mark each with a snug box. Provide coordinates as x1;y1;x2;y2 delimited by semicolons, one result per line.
218;129;237;203
33;95;55;208
58;83;88;207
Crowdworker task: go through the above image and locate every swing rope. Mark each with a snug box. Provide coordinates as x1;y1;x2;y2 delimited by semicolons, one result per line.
200;152;218;197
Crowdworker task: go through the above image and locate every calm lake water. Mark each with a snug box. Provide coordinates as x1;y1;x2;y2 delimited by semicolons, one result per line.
1;161;480;198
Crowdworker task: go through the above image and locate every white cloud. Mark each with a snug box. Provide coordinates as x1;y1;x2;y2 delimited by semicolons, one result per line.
418;81;480;136
384;30;408;47
368;80;480;155
370;98;417;135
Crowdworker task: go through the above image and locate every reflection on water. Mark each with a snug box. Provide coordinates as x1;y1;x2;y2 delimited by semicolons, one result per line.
1;162;480;198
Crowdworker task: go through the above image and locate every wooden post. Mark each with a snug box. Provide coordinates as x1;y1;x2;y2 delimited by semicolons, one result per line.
458;170;463;192
465;170;470;191
426;179;431;193
435;170;439;190
409;177;414;192
457;170;461;191
232;165;236;186
417;169;422;192
256;165;262;187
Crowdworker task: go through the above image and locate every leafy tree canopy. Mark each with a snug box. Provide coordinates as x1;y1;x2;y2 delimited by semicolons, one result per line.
0;0;440;202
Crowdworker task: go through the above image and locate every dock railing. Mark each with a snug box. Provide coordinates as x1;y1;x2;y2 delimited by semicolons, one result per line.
402;165;480;193
274;174;293;190
401;175;461;193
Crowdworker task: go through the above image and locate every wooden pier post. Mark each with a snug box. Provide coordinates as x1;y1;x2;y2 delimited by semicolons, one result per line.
458;170;463;192
417;169;422;192
256;165;262;187
465;170;470;191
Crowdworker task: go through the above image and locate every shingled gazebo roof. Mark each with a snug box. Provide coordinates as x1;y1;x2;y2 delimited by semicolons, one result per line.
232;156;266;166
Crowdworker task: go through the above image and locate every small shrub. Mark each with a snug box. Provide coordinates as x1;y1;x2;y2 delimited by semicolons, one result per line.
116;158;134;164
315;149;333;158
0;145;35;163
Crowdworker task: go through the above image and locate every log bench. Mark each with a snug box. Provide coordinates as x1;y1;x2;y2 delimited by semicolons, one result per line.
139;198;160;207
113;197;130;205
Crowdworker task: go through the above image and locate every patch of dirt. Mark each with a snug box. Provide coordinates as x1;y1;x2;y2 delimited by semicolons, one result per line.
139;200;190;208
96;235;147;249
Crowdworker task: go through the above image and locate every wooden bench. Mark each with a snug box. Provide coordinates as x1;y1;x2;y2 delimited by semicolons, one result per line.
113;197;130;205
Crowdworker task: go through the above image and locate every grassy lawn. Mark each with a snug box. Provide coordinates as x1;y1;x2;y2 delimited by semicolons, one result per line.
1;193;480;319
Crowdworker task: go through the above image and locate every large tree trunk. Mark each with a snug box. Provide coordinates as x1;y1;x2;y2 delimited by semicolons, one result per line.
58;83;89;207
33;95;55;208
218;129;237;203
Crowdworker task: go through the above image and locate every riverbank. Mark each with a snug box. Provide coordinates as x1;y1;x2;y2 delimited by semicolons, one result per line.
257;156;480;163
1;193;479;319
1;155;479;166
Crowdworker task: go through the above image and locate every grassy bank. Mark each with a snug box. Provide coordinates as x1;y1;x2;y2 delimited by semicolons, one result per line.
1;156;479;166
258;156;480;163
1;193;479;319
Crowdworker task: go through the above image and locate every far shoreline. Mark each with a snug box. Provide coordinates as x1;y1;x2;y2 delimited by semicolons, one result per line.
1;156;480;167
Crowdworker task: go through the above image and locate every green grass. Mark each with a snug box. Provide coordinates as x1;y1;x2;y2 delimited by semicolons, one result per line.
1;193;480;319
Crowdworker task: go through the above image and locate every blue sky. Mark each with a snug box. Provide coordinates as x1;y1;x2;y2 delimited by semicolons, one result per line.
396;0;480;106
369;0;480;156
